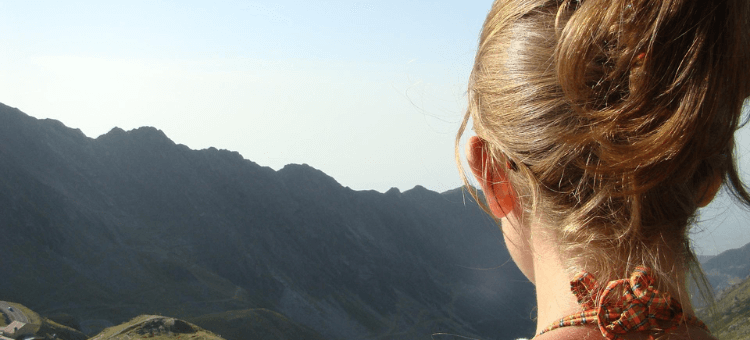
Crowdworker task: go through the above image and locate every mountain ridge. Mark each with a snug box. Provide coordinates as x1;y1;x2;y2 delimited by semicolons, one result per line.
701;241;750;292
0;102;536;339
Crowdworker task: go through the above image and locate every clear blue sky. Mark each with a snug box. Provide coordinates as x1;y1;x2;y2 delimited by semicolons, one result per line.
1;0;748;255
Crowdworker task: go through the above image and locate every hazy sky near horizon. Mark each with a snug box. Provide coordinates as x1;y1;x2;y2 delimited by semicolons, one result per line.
1;0;485;193
1;0;749;255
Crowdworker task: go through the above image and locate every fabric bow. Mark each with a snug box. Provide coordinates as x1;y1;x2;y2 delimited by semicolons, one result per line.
570;266;683;340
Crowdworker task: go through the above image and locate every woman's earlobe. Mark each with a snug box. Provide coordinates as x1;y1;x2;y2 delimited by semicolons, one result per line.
466;136;517;218
698;173;723;207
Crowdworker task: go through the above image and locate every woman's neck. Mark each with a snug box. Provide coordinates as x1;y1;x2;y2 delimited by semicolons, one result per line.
525;225;698;336
530;230;582;334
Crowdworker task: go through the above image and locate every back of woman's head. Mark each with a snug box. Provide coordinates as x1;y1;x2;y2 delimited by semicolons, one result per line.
458;0;750;285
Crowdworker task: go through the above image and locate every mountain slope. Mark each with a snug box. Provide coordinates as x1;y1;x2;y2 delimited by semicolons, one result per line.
189;308;327;340
0;103;536;340
701;241;750;292
90;315;225;340
700;275;750;339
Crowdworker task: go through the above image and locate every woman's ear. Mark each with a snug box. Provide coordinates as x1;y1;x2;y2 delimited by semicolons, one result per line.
698;173;723;207
466;136;517;218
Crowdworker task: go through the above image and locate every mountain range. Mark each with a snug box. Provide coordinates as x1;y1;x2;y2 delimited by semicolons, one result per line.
701;241;750;292
5;101;750;340
0;103;537;339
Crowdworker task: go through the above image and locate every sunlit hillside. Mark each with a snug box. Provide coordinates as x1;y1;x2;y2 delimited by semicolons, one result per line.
701;275;750;339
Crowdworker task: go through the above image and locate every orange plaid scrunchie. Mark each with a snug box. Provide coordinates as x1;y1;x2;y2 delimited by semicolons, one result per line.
538;266;709;340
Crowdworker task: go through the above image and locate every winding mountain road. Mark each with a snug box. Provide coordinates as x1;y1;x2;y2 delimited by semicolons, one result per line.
0;301;29;324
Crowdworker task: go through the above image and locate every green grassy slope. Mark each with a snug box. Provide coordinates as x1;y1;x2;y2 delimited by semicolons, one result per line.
91;315;225;340
189;309;327;340
38;318;88;340
700;275;750;339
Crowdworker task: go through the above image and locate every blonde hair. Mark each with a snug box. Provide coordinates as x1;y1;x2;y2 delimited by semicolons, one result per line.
457;0;750;293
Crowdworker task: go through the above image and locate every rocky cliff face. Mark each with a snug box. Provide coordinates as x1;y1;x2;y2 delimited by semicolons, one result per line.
0;103;536;339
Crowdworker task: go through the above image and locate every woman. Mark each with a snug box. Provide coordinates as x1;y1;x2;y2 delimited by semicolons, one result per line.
457;0;750;339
